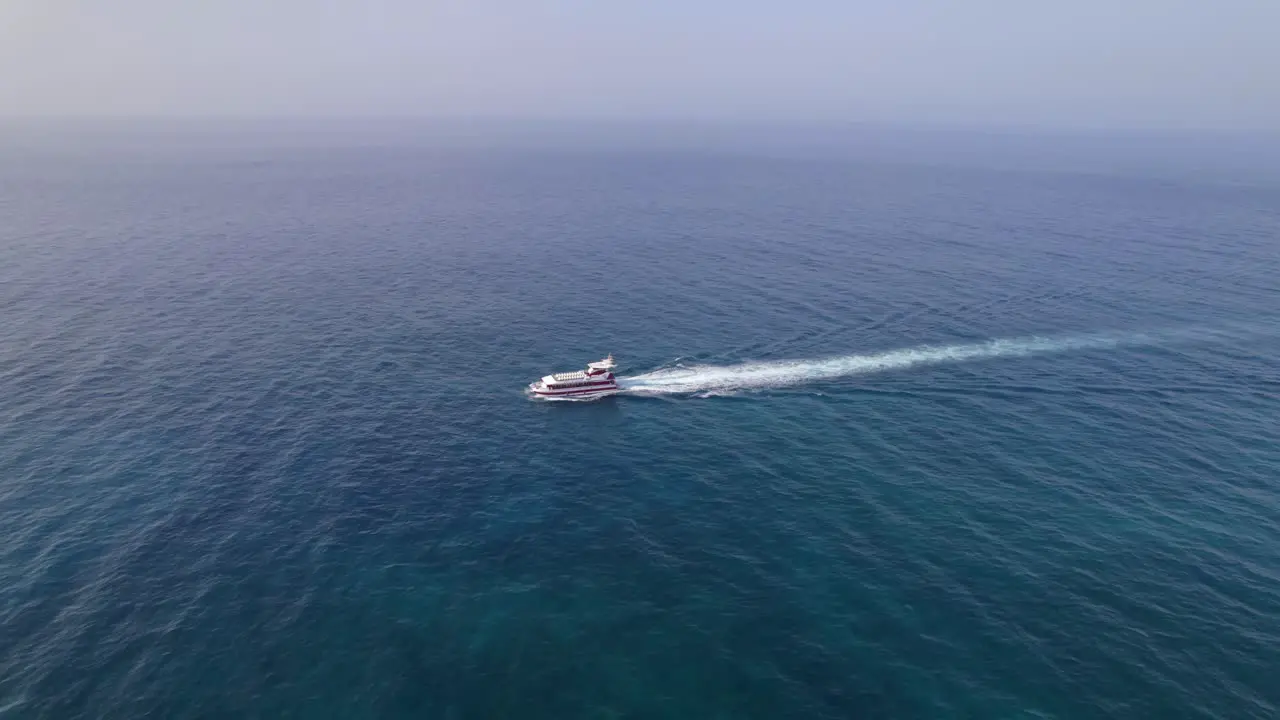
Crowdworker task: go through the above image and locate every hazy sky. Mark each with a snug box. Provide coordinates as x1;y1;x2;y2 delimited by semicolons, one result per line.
2;0;1278;130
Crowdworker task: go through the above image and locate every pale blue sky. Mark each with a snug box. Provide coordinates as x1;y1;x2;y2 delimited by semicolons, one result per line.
2;0;1278;130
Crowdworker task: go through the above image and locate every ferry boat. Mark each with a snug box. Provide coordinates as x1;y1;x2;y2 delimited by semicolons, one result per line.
529;355;618;400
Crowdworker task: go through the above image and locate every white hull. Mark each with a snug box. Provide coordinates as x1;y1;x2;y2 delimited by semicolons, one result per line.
528;385;619;401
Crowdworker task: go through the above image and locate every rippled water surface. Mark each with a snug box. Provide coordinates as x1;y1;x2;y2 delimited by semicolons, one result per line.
2;130;1279;718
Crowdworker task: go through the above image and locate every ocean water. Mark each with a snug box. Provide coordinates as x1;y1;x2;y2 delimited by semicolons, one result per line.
2;126;1280;718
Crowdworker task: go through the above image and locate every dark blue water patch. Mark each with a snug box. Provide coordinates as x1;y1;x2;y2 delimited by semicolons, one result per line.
1;138;1279;718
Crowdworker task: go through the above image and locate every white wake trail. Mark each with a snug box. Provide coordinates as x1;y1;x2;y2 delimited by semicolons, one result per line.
618;332;1143;395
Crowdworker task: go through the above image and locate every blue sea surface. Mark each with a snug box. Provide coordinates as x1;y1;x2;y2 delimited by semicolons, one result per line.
2;125;1279;718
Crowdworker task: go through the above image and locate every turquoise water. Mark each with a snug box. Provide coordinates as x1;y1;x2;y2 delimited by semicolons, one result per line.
2;130;1279;718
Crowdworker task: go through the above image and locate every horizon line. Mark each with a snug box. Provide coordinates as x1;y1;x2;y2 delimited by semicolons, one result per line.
2;115;1279;138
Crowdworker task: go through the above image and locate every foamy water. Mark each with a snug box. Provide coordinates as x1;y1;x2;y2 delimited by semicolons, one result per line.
619;332;1142;395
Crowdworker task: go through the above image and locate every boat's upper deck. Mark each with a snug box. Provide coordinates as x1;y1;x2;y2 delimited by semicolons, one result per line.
537;357;617;387
551;371;589;382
